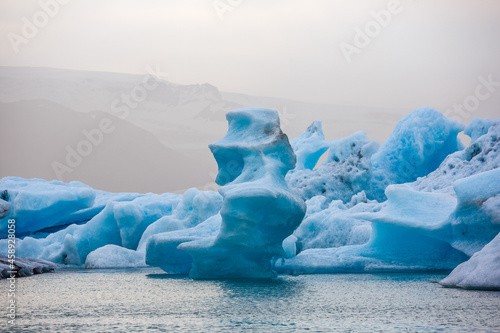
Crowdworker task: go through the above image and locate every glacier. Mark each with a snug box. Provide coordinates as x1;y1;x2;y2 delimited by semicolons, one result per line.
0;108;499;284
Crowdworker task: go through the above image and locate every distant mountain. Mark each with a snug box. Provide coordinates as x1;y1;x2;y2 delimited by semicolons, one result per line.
0;66;405;193
0;99;212;193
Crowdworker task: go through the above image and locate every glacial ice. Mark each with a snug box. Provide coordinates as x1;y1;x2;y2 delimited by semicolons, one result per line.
287;107;463;203
287;130;379;203
85;245;147;269
290;120;329;170
369;107;464;201
145;214;222;274
0;190;181;265
137;188;221;253
275;117;499;275
291;193;377;254
0;177;96;237
412;118;500;193
178;108;306;279
0;109;498;283
440;231;500;290
274;185;469;274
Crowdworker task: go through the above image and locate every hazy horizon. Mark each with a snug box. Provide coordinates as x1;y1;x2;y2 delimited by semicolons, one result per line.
1;1;499;193
1;1;500;111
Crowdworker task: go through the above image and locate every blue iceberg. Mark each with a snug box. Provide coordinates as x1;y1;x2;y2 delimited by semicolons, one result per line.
179;108;306;278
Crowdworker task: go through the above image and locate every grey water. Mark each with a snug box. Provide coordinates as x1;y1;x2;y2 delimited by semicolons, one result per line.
2;268;499;332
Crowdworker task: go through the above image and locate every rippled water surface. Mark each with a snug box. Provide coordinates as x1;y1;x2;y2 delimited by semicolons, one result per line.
2;268;499;332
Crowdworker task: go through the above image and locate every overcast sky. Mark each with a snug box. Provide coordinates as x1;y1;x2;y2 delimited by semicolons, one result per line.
1;0;499;112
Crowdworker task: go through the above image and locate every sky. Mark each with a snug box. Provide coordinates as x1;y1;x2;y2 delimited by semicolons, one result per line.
1;0;499;113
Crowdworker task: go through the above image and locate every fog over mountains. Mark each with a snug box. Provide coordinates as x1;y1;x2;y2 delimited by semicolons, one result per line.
0;66;465;193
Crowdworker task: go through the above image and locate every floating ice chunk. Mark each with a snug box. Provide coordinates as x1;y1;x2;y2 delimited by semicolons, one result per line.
85;245;147;269
292;195;378;254
370;107;464;200
0;177;95;237
275;185;468;274
0;199;10;219
290;121;329;170
440;231;500;291
287;131;379;203
464;118;495;142
413;118;500;193
0;192;180;265
448;168;500;256
146;214;222;274
137;188;221;252
180;108;306;279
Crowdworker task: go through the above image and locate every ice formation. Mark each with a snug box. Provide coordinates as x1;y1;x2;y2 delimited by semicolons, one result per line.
0;189;181;265
287;107;463;203
369;107;464;200
287;130;379;203
85;245;147;269
440;231;500;291
0;108;498;284
412;118;500;193
179;108;306;279
290;193;376;254
290;120;329;170
0;178;95;237
275;117;500;274
145;214;221;274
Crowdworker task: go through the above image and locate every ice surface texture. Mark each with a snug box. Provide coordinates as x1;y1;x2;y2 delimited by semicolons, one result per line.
179;108;306;278
287;107;464;202
440;231;500;291
275;117;500;274
0;178;95;237
0;109;498;282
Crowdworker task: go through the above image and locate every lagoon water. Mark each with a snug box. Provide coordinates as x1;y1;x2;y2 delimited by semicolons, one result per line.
3;268;500;332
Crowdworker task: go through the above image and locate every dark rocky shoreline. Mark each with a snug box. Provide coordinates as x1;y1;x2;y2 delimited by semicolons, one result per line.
0;255;56;278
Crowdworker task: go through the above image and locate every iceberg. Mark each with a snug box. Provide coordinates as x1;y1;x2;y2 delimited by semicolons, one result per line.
274;185;468;274
440;231;500;291
0;177;96;237
287;107;463;203
0;107;498;284
145;214;222;274
287;130;379;203
369;107;464;200
413;118;500;193
137;188;222;253
291;193;377;254
179;108;306;279
275;118;500;274
85;245;147;269
289;120;329;170
0;191;181;265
